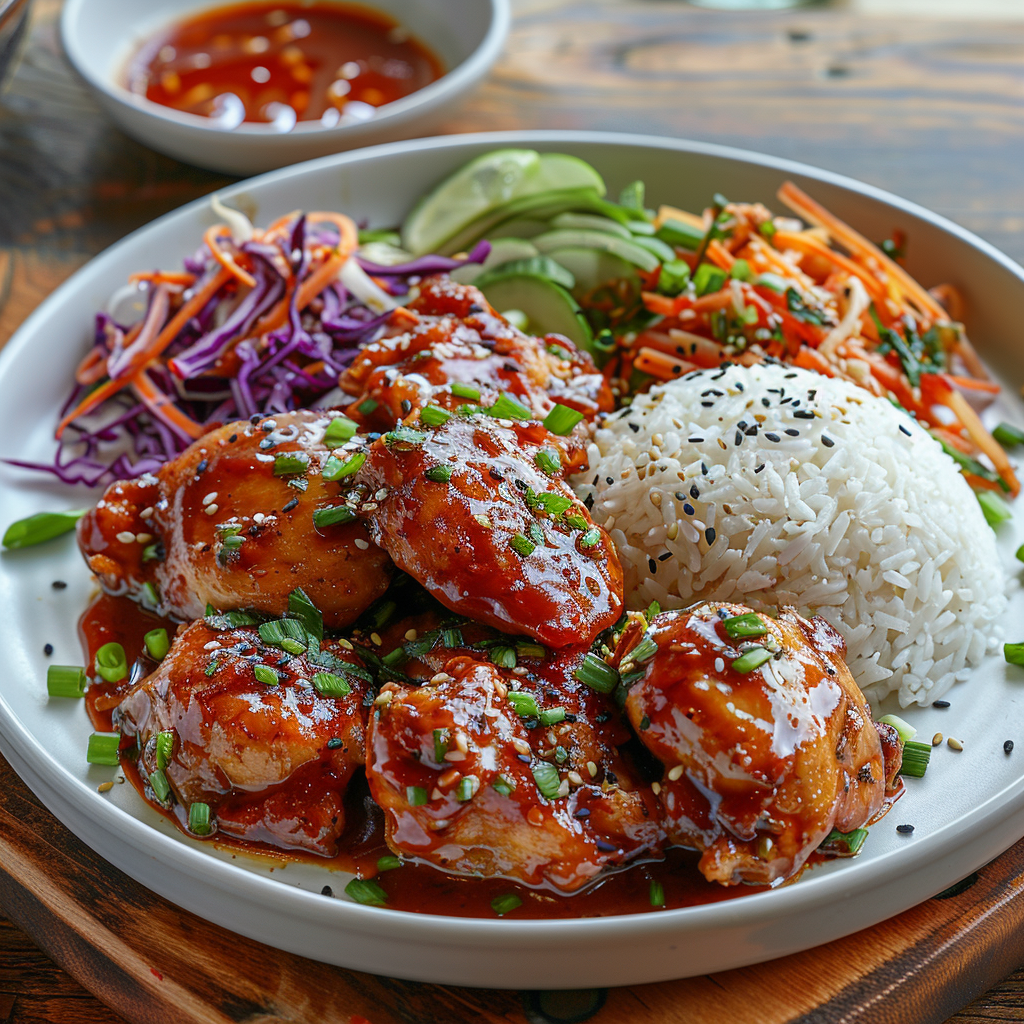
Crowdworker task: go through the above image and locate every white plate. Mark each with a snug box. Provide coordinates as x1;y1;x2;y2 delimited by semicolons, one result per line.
1;131;1023;990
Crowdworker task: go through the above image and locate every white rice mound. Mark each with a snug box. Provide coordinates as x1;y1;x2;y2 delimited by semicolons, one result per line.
575;362;1006;707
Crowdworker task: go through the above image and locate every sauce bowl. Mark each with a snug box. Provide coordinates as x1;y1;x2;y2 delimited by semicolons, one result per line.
60;0;509;175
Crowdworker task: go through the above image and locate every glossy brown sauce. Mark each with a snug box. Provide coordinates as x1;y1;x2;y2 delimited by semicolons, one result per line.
79;594;778;918
125;1;443;128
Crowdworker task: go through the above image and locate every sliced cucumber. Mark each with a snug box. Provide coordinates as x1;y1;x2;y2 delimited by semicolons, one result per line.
544;248;637;300
450;237;539;284
629;235;676;263
357;240;416;266
486;217;554;241
401;150;606;255
531;229;660;273
476;272;593;350
550;212;633;239
476;257;575;292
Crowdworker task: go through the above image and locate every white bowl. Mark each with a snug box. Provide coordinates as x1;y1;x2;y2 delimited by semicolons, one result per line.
59;0;509;175
2;131;1024;989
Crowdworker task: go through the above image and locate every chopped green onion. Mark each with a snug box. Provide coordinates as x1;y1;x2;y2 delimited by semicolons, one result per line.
492;775;514;796
406;785;428;806
649;880;665;907
619;179;645;211
655;259;691;296
490;893;523;917
543;404;584;436
754;271;787;293
731;647;773;673
142;628;169;665
259;618;308;654
254;664;280;686
204;608;260;630
345;877;387;905
324;415;358;447
534;448;561;476
508;691;541;718
525;490;573;516
425;464;454;483
510;533;536;557
86;732;120;766
655;217;704;251
46;665;86;698
723;613;768;640
188;802;212;835
2;509;86;549
490;645;517;669
819;827;868;856
433;728;449;762
759;220;777;241
694;263;727;297
729;258;753;282
204;658;220;677
515;641;546;659
538;707;566;726
383;425;427;446
420;404;452;427
532;762;561;800
142;543;162;563
382;647;408;669
628;633;658;664
288;587;323;641
356;398;379;416
95;642;128;683
313;671;352;697
939;439;1004;487
1005;643;1024;667
565;513;588;532
148;768;171;804
322;451;366;481
140;582;159;609
899;740;931;778
528;522;545;546
455;775;480;802
993;422;1024;448
573;653;620;694
646;600;661;621
554;745;568;764
358;228;401;245
273;452;309;476
369;599;397;631
376;855;402;872
451;382;481;401
441;626;463;648
579;528;601;548
487;393;532;421
878;714;917;743
313;505;357;529
155;730;174;770
1018;543;1024;563
978;490;1013;527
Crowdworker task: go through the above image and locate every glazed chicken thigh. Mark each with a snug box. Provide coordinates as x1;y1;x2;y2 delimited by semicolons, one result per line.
622;603;902;886
78;409;392;626
115;620;372;856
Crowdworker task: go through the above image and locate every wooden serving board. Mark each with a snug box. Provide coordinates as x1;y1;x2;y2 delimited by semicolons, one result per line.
0;752;1022;1024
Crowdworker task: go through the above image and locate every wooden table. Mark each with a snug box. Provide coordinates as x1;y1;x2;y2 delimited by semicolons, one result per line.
3;0;1024;1019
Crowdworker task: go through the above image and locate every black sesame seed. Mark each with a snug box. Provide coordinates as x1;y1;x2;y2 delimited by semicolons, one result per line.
675;492;687;501
574;808;591;820
701;463;709;475
780;397;792;405
250;413;262;424
523;720;539;730
648;558;657;573
584;495;594;511
628;422;640;433
896;824;915;834
282;497;299;512
327;738;343;750
734;430;744;446
765;433;780;443
933;700;950;709
683;503;695;515
735;382;745;392
259;438;276;450
745;425;758;436
690;484;700;499
605;476;614;485
517;753;532;763
592;475;599;485
595;839;617;852
754;463;765;474
784;372;798;378
794;410;815;419
595;712;611;724
761;397;771;408
785;428;800;437
52;580;67;590
1004;740;1014;755
688;437;704;444
261;421;274;432
401;399;412;415
228;433;238;443
821;436;835;448
701;401;714;408
468;303;484;313
705;527;716;545
321;885;334;897
43;643;53;656
196;459;208;474
808;389;817;400
639;715;651;731
899;424;912;436
658;551;672;561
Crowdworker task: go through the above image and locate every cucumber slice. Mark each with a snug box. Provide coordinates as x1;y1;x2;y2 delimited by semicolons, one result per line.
531;229;660;273
401;150;606;255
476;257;575;292
476;272;593;350
629;235;676;263
357;240;416;266
544;248;638;300
450;237;539;284
486;217;554;240
550;212;632;239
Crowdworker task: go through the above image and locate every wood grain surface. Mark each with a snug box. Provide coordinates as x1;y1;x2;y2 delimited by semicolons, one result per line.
4;0;1024;1021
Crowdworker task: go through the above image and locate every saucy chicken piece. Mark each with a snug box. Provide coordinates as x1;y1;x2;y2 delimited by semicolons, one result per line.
622;603;902;886
366;654;662;891
339;275;613;431
115;620;371;856
78;410;392;627
356;415;623;648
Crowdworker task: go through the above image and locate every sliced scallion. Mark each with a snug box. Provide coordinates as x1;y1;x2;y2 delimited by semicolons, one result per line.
532;762;561;800
993;422;1024;448
899;740;931;778
722;613;768;640
383;425;427;446
382;647;408;669
420;405;452;427
273;452;309;476
694;263;727;297
732;647;772;674
1005;643;1024;667
508;691;540;718
188;802;212;835
819;827;868;856
356;398;378;416
492;775;514;796
140;582;160;609
451;382;481;401
425;464;453;483
579;528;601;548
288;587;323;641
376;855;402;872
46;665;86;698
491;893;523;916
313;671;352;697
525;490;573;516
143;628;170;661
538;707;566;726
254;664;280;686
455;775;479;801
345;878;388;906
441;626;463;648
543;404;584;436
313;505;357;529
433;728;449;763
649;880;665;907
1017;544;1024;564
155;730;174;770
565;513;588;532
322;451;366;481
535;448;561;476
2;509;87;549
148;768;171;804
628;633;658;664
407;785;428;806
978;490;1013;528
878;713;917;743
515;641;546;659
95;642;128;683
487;393;532;421
86;732;120;766
490;645;517;669
510;533;536;557
573;653;620;694
324;415;358;448
258;618;308;654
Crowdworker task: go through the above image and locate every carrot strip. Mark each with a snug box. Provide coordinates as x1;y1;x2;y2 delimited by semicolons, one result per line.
945;374;1000;395
634;347;698;380
772;229;888;303
793;347;836;377
945;387;1020;496
133;370;204;440
128;270;196;287
306;211;359;258
641;291;678;317
75;345;111;386
777;181;947;322
654;205;705;231
204;225;257;289
706;240;735;270
251;251;349;338
964;473;1004;493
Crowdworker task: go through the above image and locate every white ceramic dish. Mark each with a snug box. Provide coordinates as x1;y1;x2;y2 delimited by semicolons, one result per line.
2;131;1024;990
60;0;508;175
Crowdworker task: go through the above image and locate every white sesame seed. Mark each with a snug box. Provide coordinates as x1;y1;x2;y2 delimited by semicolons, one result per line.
453;731;469;753
338;638;354;651
204;504;219;515
135;532;153;544
253;512;266;523
586;760;598;778
667;522;679;541
430;672;452;685
511;666;528;676
375;488;388;501
116;531;136;544
370;632;382;646
512;737;531;756
556;779;570;798
354;539;369;550
202;491;218;505
97;781;114;793
651;781;662;795
405;629;418;641
140;507;154;519
567;771;583;786
667;765;684;781
374;691;393;706
932;732;943;746
444;750;467;762
947;737;964;751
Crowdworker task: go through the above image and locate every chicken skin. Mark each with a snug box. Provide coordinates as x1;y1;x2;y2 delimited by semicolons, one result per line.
366;654;662;891
340;275;613;432
621;603;902;886
356;414;624;648
115;619;372;856
78;410;392;627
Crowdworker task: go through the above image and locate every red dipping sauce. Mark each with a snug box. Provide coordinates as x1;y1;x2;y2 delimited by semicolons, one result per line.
125;1;444;130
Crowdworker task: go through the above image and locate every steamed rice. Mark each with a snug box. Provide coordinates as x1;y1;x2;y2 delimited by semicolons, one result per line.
575;363;1006;707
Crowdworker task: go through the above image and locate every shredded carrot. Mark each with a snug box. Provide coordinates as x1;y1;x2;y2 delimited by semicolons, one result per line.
252;250;349;338
75;345;110;386
109;284;171;380
945;387;1020;496
654;205;705;231
204;225;257;289
772;229;888;303
640;291;677;317
634;347;698;380
944;374;1000;395
793;347;836;377
706;240;735;271
306;211;359;258
133;370;204;440
128;270;196;287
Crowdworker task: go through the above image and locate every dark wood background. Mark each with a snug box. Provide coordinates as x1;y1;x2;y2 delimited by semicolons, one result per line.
4;0;1024;1019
